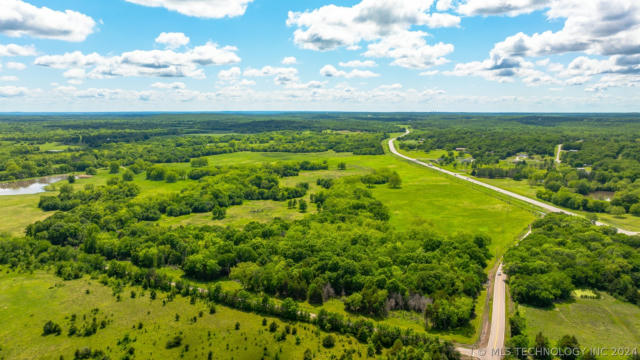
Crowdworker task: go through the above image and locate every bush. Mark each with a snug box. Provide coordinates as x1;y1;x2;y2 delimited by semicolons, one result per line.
166;335;182;349
191;158;209;168
269;321;278;333
165;171;179;183
610;206;626;217
322;335;335;348
122;170;134;182
509;311;526;337
109;162;120;174
212;206;226;220
43;320;62;336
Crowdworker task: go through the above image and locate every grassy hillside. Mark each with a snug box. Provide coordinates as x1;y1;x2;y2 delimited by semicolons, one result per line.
521;293;640;359
0;269;365;360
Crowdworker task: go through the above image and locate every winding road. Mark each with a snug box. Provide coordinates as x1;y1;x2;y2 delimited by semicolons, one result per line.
387;130;638;359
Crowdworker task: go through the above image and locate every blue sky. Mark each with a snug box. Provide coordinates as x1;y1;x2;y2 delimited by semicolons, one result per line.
0;0;639;112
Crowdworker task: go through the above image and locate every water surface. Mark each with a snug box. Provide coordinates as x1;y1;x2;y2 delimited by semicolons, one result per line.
0;175;67;196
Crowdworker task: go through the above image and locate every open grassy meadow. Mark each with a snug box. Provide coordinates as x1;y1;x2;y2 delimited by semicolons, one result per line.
0;194;54;236
520;293;640;358
0;269;366;360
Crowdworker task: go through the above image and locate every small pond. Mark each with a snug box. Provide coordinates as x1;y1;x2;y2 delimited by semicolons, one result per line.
0;175;67;196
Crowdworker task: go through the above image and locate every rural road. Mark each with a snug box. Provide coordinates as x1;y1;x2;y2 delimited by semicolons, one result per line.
388;131;638;359
555;144;562;164
456;263;508;360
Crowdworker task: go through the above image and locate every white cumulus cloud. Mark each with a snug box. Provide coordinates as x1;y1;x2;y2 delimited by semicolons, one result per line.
155;32;190;49
453;0;640;90
35;41;241;79
457;0;551;16
0;0;96;41
124;0;254;19
282;56;298;65
151;81;187;89
339;60;377;68
244;66;299;85
0;43;36;57
320;65;380;79
0;85;28;97
287;0;458;69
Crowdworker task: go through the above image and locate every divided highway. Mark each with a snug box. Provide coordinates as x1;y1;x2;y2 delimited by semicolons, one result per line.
387;131;638;359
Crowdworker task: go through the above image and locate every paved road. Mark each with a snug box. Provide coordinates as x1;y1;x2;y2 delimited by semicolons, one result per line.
388;131;638;236
456;263;507;360
555;144;562;164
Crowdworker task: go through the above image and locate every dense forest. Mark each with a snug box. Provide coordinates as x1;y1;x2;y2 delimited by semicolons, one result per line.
504;214;640;307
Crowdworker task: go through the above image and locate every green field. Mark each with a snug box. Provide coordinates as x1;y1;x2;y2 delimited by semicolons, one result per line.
521;293;640;358
0;194;55;236
0;270;366;360
400;146;640;233
0;142;537;346
160;146;536;262
28;145;535;262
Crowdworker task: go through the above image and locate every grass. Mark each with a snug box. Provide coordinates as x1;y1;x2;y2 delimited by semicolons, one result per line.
479;177;640;232
380;142;536;262
521;293;640;359
162;200;308;227
0;194;54;236
0;144;536;346
112;147;536;262
0;269;366;360
398;147;640;233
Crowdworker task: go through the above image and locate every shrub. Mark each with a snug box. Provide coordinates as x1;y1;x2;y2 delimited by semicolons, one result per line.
43;320;62;336
109;162;120;174
166;335;182;349
322;335;335;348
165;171;179;183
610;206;626;217
269;321;278;333
122;170;134;182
